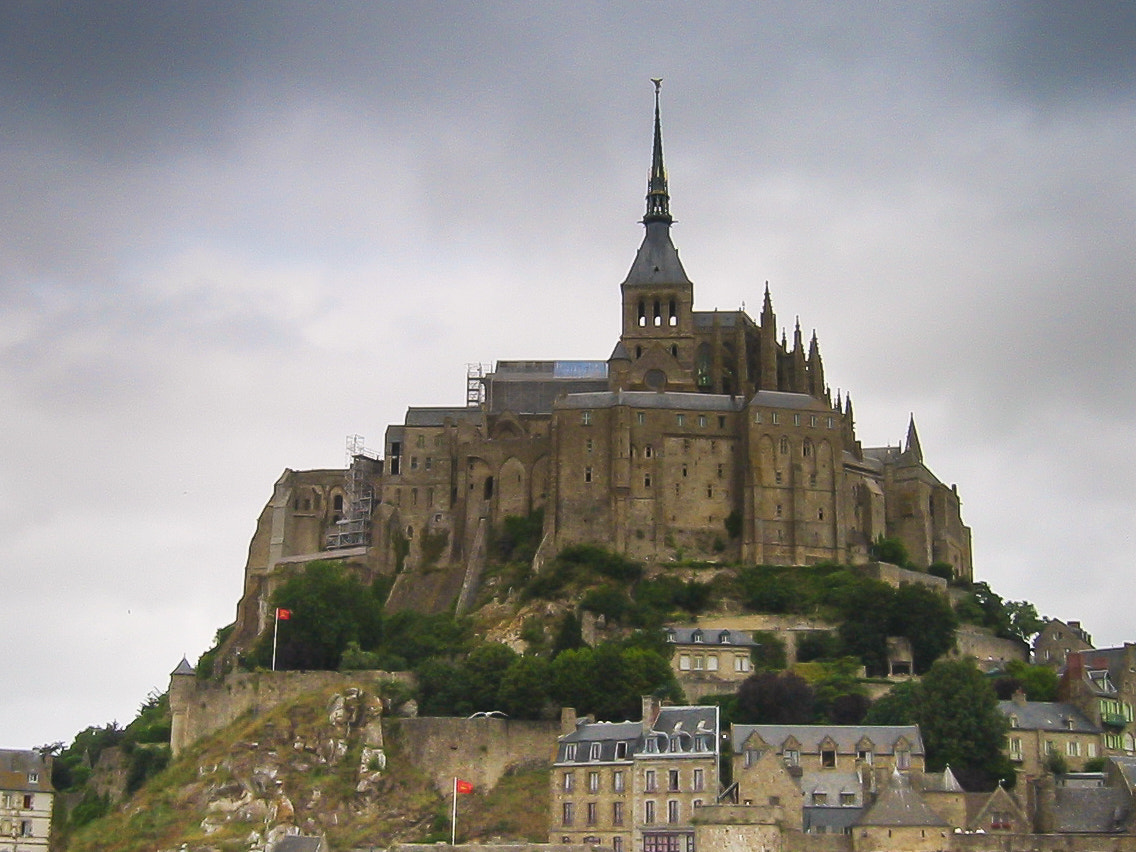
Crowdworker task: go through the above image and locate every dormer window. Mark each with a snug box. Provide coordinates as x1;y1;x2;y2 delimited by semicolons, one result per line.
692;630;704;643
590;742;601;761
564;744;577;761
720;631;731;644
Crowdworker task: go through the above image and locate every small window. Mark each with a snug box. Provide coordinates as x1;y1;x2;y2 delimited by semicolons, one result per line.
775;470;783;484
827;416;835;428
582;411;592;426
585;467;593;483
565;744;577;761
679;654;691;670
784;749;799;766
754;411;763;424
586;802;597;825
840;792;855;806
614;768;625;789
645;444;654;458
564;771;575;791
669;769;680;791
644;800;656;824
637;411;645;425
812;792;827;805
779;436;789;454
667;800;680;824
810;415;818;427
677;414;685;427
644;474;652;488
698;415;707;428
588;771;600;792
613;801;624;825
333;495;344;511
771;411;779;425
719;415;726;428
645;770;657;792
563;803;574;826
693;768;705;791
615;743;628;761
410;456;418;470
822;749;836;768
590;742;602;761
793;414;801;426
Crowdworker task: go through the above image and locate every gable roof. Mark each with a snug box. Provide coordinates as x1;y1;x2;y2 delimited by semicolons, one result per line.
556;706;719;763
858;770;949;828
666;627;757;647
1052;787;1132;833
999;700;1099;733
732;725;924;756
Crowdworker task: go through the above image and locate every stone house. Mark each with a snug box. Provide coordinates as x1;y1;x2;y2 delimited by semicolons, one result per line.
998;692;1103;778
550;698;719;852
1032;619;1093;669
1061;645;1136;756
0;749;53;851
664;627;758;701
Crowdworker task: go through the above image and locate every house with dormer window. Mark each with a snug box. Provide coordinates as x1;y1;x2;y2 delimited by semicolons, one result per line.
665;626;759;700
0;750;53;851
550;697;719;852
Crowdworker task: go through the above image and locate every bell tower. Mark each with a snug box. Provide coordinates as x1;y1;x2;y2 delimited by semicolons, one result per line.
618;80;696;388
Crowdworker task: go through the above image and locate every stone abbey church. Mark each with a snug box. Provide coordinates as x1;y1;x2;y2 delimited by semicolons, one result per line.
227;87;972;649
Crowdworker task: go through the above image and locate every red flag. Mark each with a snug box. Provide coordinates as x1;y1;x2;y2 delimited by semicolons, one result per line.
456;779;473;794
276;608;292;620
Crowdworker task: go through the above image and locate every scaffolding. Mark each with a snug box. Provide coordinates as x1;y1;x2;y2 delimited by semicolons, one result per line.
467;362;490;408
325;434;378;550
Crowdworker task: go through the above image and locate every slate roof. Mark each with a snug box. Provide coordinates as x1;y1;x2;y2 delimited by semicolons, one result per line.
1053;787;1132;833
732;725;924;756
999;700;1100;733
802;771;864;806
171;656;196;676
556;706;719;764
858;770;949;828
1110;756;1136;793
693;310;758;330
404;407;484;427
748;390;831;412
0;749;53;794
621;220;692;288
665;627;757;647
557;391;745;412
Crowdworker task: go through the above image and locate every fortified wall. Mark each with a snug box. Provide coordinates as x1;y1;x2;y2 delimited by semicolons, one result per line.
169;666;414;756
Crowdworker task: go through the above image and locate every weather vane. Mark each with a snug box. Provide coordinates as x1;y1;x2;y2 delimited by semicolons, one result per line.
651;77;663;93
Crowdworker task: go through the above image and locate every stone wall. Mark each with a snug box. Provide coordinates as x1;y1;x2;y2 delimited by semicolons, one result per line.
951;834;1136;852
952;624;1027;670
170;669;414;755
393;716;560;793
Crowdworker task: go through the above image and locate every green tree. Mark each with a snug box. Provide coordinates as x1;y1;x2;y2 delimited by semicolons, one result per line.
869;535;910;567
750;631;787;671
254;560;384;670
498;655;553;719
736;671;815;724
889;584;957;673
549;644;679;721
915;658;1012;790
864;681;919;725
1002;660;1059;701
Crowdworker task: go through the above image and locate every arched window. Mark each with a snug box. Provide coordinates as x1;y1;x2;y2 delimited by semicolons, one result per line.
780;436;790;454
669;298;677;326
803;440;812;457
638;299;647;327
333;494;344;511
484;476;494;499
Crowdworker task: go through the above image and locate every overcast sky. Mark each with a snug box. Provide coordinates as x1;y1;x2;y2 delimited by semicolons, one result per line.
2;2;1135;749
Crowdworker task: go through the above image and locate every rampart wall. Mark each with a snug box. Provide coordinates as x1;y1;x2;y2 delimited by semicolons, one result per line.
170;669;414;755
393;716;560;793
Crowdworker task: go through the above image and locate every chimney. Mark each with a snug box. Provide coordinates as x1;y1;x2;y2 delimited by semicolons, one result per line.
1068;621;1080;630
1012;688;1028;707
641;695;662;732
561;707;578;736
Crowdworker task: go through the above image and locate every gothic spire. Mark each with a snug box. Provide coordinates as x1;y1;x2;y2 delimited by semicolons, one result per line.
644;78;672;224
905;414;923;463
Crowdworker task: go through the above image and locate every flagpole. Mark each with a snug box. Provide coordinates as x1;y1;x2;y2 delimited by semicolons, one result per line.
272;609;280;672
451;776;458;845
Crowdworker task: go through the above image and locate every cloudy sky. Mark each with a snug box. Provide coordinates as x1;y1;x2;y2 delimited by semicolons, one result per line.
2;2;1135;749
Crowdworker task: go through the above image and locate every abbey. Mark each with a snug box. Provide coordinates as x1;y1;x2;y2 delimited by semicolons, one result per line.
226;86;971;649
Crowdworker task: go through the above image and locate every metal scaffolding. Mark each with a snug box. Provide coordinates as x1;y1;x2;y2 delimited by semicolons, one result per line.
467;362;490;408
325;434;378;550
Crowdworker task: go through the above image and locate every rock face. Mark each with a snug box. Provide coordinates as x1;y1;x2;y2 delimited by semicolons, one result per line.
179;686;393;852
